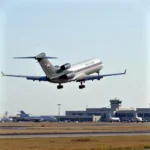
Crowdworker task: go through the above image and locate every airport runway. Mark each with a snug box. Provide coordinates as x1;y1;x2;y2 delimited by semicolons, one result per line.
0;126;28;130
0;122;150;138
0;131;150;138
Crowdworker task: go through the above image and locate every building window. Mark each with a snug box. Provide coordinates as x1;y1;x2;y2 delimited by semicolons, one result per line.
115;113;134;117
144;113;150;117
127;113;134;117
87;113;93;116
72;113;77;115
93;113;101;116
138;113;143;117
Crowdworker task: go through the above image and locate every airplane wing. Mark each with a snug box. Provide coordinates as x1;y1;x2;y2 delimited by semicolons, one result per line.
1;72;48;81
76;70;126;82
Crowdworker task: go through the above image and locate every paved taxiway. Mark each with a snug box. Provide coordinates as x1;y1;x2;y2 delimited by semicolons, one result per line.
0;126;28;130
0;131;150;138
0;122;150;130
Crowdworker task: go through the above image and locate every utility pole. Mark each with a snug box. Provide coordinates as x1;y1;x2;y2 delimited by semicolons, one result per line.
57;104;61;122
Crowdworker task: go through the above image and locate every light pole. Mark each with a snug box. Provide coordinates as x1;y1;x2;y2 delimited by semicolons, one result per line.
57;104;61;122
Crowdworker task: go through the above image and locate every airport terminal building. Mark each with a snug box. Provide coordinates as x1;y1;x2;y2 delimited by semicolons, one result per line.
55;98;150;122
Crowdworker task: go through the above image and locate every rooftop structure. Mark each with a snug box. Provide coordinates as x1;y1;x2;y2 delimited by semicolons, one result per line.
110;98;122;111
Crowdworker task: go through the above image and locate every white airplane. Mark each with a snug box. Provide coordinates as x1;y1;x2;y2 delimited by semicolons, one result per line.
18;110;57;122
1;53;126;89
135;113;144;123
0;117;13;123
108;113;120;122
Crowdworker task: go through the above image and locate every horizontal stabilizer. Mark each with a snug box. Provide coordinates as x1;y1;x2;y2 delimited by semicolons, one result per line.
13;53;58;60
13;56;58;59
14;56;36;59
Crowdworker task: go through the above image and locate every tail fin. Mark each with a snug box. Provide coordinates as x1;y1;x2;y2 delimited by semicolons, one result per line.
37;53;57;78
13;53;58;78
135;113;138;117
20;110;29;117
108;113;111;118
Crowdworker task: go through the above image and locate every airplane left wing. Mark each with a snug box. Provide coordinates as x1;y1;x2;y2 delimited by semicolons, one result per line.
1;72;48;81
76;70;126;82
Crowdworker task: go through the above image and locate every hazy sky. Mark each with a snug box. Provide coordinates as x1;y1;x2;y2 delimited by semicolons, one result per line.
0;0;150;116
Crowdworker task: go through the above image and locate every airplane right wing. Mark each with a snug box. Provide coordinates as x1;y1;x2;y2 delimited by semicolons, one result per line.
1;72;48;81
76;70;126;82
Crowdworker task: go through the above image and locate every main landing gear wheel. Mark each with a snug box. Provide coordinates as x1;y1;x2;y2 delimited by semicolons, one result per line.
79;81;85;89
57;84;63;89
79;85;85;89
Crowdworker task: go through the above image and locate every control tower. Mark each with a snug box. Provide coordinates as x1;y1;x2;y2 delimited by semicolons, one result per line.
110;98;122;111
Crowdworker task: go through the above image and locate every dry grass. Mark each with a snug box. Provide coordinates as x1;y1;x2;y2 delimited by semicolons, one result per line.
0;136;150;150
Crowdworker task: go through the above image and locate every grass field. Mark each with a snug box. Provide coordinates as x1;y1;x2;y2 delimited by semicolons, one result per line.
0;136;150;150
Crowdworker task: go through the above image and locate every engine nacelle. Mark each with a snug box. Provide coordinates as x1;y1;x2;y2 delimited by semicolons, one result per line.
63;72;75;79
60;63;71;70
65;72;75;79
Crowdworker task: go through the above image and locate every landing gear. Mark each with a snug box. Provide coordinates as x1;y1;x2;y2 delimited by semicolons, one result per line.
79;85;85;89
57;84;63;89
79;81;85;89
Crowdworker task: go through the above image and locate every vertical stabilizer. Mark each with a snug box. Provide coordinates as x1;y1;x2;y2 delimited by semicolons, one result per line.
20;110;28;117
36;53;57;78
13;52;58;78
108;113;111;118
135;113;138;118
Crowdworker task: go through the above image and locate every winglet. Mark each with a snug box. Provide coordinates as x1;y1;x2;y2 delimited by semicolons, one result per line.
124;69;127;74
1;71;5;76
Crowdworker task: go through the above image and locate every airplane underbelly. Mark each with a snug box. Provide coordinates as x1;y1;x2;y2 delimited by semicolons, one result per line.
74;73;86;80
49;79;69;84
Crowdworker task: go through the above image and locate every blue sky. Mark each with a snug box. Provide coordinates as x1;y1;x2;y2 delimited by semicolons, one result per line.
0;0;150;115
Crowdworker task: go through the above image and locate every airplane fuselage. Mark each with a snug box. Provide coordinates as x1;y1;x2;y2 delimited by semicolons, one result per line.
108;117;120;122
136;117;143;122
23;116;56;122
49;59;103;84
0;117;13;122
